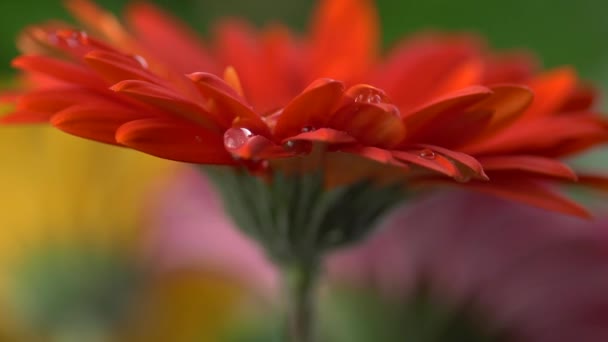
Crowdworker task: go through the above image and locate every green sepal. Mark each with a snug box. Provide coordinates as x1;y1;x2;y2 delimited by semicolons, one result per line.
204;166;406;265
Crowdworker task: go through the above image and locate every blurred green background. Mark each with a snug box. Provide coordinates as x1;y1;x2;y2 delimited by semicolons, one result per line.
0;0;606;87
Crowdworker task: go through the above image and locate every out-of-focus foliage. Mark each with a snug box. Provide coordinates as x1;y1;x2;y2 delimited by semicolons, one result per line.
0;0;606;86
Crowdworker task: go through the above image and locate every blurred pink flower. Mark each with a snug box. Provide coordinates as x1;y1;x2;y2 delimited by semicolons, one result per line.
330;191;608;342
144;167;278;295
148;167;608;341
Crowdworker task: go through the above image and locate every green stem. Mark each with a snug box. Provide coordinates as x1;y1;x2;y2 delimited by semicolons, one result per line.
283;259;320;342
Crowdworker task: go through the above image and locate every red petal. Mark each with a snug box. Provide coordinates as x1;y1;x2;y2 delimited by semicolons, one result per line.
84;49;160;84
111;79;221;131
457;177;590;218
116;118;233;164
576;174;608;191
483;51;538;84
188;72;269;135
286;128;356;144
274;78;344;141
463;115;606;156
229;135;292;160
309;0;379;82
12;55;102;88
523;67;577;119
125;2;217;74
392;149;461;179
65;0;131;46
429;58;483;96
479;155;577;180
403;86;492;132
374;35;482;111
330;101;406;148
51;104;147;145
345;146;407;167
1;110;52;124
468;85;533;133
15;87;116;113
415;144;488;181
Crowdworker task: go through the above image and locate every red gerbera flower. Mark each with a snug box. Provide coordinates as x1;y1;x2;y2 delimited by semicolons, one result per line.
3;0;608;217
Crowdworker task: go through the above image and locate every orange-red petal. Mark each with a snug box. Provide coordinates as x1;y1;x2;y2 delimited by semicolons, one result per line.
456;177;590;218
12;55;102;88
188;72;269;135
286;128;356;145
522;67;577;119
51;104;147;144
309;0;378;82
111;79;220;131
402;86;492;133
330;101;405;148
274;78;344;141
125;2;216;74
116;118;233;164
479;155;577;180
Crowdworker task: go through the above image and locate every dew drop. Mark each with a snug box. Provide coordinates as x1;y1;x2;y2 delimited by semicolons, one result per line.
47;32;59;44
418;149;436;160
65;31;88;47
223;127;253;150
301;125;315;133
132;55;148;69
355;93;382;104
284;140;296;149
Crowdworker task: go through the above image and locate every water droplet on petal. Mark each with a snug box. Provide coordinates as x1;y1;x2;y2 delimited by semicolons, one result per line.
419;149;436;160
350;86;388;104
65;31;88;47
301;125;315;133
284;140;296;149
132;55;148;69
47;32;59;44
224;127;253;150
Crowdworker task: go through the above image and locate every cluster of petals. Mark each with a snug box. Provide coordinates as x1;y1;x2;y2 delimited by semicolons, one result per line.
3;0;608;216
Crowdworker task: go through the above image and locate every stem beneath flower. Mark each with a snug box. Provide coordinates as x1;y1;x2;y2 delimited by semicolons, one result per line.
283;259;320;342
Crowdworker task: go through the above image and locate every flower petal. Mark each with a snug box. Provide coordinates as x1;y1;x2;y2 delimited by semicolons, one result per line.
457;177;590;218
1;110;52;124
84;49;160;84
415;144;488;181
463;115;607;156
330;101;406;148
523;67;577;119
51;104;148;144
286;128;356;144
116;118;233;164
65;0;131;47
228;135;293;160
468;85;533;132
12;55;102;88
392;149;461;179
15;87;115;113
576;174;608;191
374;35;481;111
125;2;217;74
403;86;492;132
479;156;577;180
309;0;379;82
274;78;344;141
188;72;269;135
111;79;221;131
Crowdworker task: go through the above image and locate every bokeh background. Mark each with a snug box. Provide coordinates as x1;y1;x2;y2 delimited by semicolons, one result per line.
0;0;607;341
